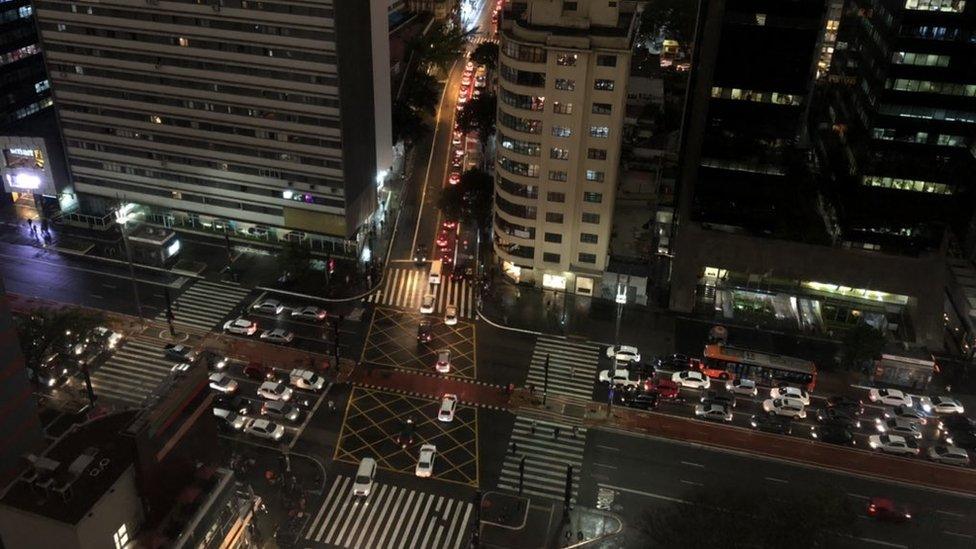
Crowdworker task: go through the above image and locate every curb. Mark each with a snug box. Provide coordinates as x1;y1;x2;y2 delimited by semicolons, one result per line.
476;306;542;336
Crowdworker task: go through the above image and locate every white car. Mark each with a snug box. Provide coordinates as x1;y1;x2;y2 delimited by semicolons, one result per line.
770;386;811;406
257;381;293;402
598;369;642;388
208;373;238;393
416;444;437;478
694;403;733;422
252;299;285;314
291;305;327;321
919;396;964;415
672;370;711;390
762;397;807;419
438;394;458;422
244;418;285;441
606;345;641;363
435;349;451;374
353;458;377;496
927;445;970;466
261;400;300;422
868;388;912;407
868;434;919;456
92;326;123;350
726;378;758;397
874;417;923;439
260;328;294;343
213;407;246;430
289;369;325;391
882;404;927;425
223;318;258;335
420;294;435;314
444;304;458;326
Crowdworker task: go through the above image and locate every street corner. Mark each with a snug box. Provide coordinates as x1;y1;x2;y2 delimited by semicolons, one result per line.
362;306;477;379
333;386;479;486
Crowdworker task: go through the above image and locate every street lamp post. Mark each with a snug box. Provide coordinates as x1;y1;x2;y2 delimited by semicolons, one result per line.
115;201;144;323
608;283;627;416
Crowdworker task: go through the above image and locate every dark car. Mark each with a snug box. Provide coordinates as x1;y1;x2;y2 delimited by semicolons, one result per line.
164;343;196;362
811;423;856;445
749;413;793;435
940;415;976;433
243;362;276;381
417;320;433;343
396;418;416;448
816;407;862;429
944;427;976;450
701;390;736;409
623;391;658;410
414;244;428;264
214;394;256;416
825;395;865;416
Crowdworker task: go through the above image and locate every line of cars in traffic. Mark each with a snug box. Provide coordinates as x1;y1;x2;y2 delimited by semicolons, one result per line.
221;298;331;344
598;346;973;467
32;326;124;389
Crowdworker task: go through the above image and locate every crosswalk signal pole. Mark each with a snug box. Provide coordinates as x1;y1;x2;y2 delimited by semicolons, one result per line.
164;287;176;337
543;353;549;406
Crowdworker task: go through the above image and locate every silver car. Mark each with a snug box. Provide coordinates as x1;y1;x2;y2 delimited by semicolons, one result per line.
927;445;970;466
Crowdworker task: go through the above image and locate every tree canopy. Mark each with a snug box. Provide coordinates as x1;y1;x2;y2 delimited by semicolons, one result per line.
277;241;312;279
437;168;493;228
410;22;471;73
841;323;886;371
637;0;697;45
392;99;430;145
457;93;497;169
470;42;499;70
15;308;105;375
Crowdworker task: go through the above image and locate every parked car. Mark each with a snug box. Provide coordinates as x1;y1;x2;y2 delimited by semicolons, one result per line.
672;370;710;390
289;369;325;391
882;405;927;425
291;306;327;322
244;418;285;441
416;444;437;478
599;369;644;388
726;378;758;397
223;318;258;335
253;299;285;314
257;381;293;401
926;445;970;466
215;395;256;415
868;434;919;456
438;394;458;422
750;413;793;435
762;397;807;419
260;328;294;343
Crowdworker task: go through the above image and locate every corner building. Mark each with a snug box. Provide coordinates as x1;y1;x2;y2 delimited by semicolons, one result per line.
494;0;639;295
33;0;392;250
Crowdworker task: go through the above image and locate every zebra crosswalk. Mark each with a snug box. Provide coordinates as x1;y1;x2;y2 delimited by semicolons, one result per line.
367;267;476;318
304;474;472;549
497;416;586;503
90;335;175;406
526;336;601;400
155;279;251;332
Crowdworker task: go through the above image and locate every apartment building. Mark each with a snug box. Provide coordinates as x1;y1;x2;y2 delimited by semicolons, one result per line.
34;0;393;251
494;0;639;295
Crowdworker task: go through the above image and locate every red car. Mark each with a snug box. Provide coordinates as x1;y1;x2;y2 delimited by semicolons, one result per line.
449;172;460;185
442;220;457;230
436;233;450;248
243;362;276;381
644;379;681;401
867;498;911;522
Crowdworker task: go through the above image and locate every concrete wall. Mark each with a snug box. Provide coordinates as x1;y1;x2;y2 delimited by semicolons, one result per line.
76;465;143;549
670;223;947;350
0;505;77;549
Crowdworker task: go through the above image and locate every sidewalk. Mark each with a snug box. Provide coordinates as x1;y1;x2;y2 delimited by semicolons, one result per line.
479;491;622;549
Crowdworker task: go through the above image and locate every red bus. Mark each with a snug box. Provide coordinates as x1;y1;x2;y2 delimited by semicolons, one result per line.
702;344;817;392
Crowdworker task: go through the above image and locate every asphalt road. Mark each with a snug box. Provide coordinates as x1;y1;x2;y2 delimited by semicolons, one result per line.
581;429;976;549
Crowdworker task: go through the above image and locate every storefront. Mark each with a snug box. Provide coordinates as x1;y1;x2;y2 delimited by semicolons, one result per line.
0;139;58;214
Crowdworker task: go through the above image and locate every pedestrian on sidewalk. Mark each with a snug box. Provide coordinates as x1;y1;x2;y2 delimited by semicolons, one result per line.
530;421;536;435
553;427;560;440
572;426;578;438
510;441;517;455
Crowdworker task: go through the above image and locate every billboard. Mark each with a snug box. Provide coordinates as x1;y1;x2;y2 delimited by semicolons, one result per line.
1;145;56;197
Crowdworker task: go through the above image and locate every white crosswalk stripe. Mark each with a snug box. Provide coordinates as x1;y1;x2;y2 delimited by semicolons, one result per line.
90;336;176;406
304;474;472;549
525;336;600;400
155;279;251;332
497;416;586;503
366;267;476;318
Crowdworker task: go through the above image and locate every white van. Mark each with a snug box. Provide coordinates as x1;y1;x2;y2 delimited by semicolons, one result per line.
428;260;443;285
352;457;376;497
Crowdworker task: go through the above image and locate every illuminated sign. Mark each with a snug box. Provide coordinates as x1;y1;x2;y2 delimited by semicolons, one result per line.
165;239;181;258
9;172;41;190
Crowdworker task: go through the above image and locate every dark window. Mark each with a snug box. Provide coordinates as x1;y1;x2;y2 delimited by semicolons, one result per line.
592;103;612;115
549;170;568;182
588;148;607;160
580;233;598;244
547;192;566;203
578;252;597;264
597;55;617;67
546;212;564;223
543;252;561;263
582;212;600;223
583;192;602;203
545;232;563;243
563;1;578;10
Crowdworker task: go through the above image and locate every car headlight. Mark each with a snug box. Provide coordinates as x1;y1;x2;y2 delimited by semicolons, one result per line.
47;378;56;387
869;441;879;448
811;431;818;439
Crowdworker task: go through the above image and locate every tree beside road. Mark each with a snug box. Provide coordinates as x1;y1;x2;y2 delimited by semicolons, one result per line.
15;307;104;381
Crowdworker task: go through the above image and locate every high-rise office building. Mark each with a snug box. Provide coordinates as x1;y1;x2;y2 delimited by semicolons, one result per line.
670;0;956;352
34;0;393;250
493;0;639;295
0;0;71;217
819;0;976;253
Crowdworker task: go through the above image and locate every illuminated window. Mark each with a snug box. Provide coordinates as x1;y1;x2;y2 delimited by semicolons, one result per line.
556;53;578;66
589;126;609;138
861;175;954;195
552;126;572;137
150;115;162;124
755;13;766;25
550;147;570;160
113;524;129;549
555;78;575;91
585;170;604;182
553;101;573;114
594;79;615;91
178;37;189;47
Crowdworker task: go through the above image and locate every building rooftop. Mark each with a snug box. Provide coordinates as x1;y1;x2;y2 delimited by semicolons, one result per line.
1;410;137;525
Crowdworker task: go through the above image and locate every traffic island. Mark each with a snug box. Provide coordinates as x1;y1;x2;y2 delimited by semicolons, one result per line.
479;492;623;549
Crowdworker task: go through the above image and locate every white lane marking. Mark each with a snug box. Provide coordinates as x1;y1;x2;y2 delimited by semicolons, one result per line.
593;463;617;469
943;531;974;539
598;483;689;504
680;480;703;487
596;444;619;452
764;477;788;484
937;510;966;518
680;461;704;468
853;537;908;548
847;493;870;500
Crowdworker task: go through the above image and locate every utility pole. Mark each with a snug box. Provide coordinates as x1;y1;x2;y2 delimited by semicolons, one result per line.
80;365;96;408
608;284;626;416
163;287;176;337
115;199;144;323
543;353;550;406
